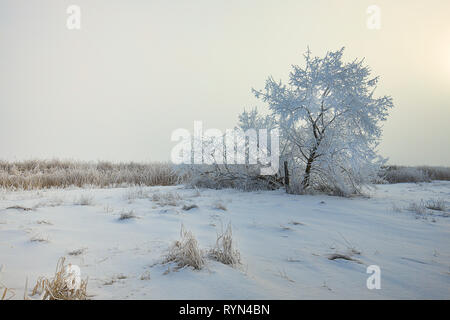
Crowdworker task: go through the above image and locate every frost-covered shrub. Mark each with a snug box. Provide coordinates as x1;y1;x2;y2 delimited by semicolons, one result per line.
181;164;282;191
419;166;450;181
382;166;431;183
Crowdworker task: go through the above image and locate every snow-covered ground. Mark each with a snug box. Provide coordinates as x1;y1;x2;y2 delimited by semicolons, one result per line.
0;182;449;299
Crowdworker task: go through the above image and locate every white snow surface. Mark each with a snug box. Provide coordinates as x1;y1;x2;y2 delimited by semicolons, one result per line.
0;181;449;299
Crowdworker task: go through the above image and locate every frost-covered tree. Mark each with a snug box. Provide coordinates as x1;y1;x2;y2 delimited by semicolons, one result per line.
253;47;393;195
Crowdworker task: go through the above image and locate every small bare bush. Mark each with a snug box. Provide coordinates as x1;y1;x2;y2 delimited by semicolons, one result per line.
209;224;241;266
182;164;282;191
163;225;205;270
31;257;88;300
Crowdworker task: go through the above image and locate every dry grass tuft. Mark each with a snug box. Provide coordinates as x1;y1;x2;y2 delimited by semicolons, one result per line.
182;204;198;211
124;187;150;201
140;271;151;281
209;224;241;266
212;200;227;211
68;248;87;256
1;286;15;300
33;197;65;209
163;225;205;270
391;203;403;213
73;194;94;206
31;257;88;300
37;220;53;225
118;210;137;221
152;191;183;206
277;268;295;283
407;200;428;216
425;199;447;212
30;234;50;243
0;265;15;300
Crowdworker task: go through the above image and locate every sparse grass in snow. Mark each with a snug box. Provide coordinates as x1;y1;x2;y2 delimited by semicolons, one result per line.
182;204;198;211
0;160;180;190
191;188;201;197
407;200;428;216
124;187;150;201
425;199;446;212
277;268;295;283
140;271;151;281
33;196;64;209
103;204;114;213
163;225;205;270
36;220;52;225
1;265;15;300
152;191;183;206
30;234;49;243
31;257;88;300
68;248;87;256
73;194;94;206
212;200;227;211
391;203;403;213
209;224;241;267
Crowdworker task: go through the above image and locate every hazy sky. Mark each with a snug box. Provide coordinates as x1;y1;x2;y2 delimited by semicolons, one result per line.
1;0;449;165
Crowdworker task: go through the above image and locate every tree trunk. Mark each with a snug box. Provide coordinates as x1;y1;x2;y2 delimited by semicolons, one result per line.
302;149;316;189
284;161;289;192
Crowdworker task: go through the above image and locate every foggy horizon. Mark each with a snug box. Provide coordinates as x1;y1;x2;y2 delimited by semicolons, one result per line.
1;0;449;166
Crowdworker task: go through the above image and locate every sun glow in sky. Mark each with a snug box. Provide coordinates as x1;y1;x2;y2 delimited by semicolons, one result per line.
0;0;449;166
